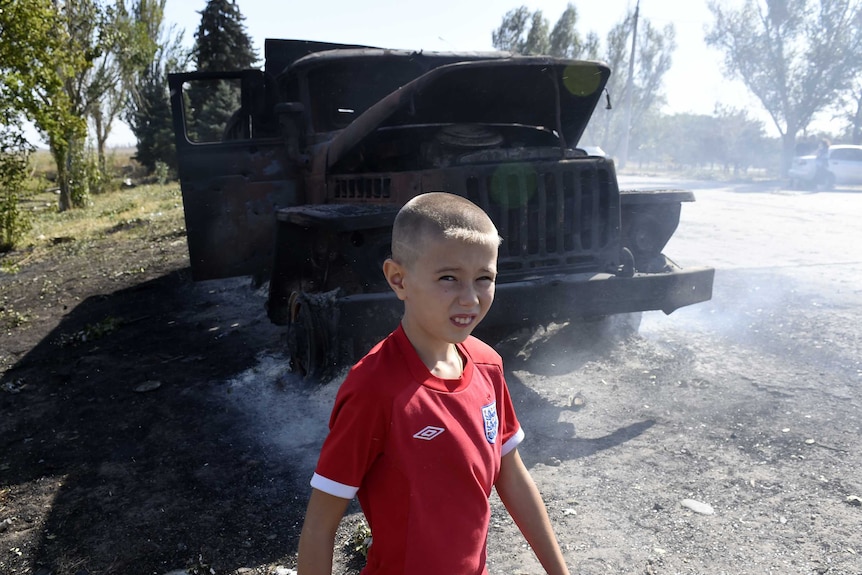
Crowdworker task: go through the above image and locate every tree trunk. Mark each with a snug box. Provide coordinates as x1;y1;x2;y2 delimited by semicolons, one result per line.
50;139;72;212
50;134;90;211
94;110;108;176
780;132;797;178
852;96;862;145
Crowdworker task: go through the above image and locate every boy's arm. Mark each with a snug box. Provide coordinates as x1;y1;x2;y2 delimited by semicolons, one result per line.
297;488;352;575
496;448;571;575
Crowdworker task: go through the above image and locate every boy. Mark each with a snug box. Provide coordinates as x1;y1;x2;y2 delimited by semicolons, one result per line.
297;192;571;575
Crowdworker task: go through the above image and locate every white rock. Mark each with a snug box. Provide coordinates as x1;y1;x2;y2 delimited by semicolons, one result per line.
135;380;162;393
680;498;715;515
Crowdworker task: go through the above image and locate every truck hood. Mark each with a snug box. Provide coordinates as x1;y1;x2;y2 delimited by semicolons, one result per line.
324;57;611;170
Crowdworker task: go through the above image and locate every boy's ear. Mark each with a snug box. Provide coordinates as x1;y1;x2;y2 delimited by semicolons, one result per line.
383;258;408;301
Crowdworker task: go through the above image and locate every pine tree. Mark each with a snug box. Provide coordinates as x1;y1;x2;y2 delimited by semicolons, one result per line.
188;0;258;142
128;67;179;173
194;0;257;71
124;0;191;175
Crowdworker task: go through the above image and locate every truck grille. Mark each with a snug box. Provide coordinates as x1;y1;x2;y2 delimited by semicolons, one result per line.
327;161;619;275
464;162;617;273
331;176;392;200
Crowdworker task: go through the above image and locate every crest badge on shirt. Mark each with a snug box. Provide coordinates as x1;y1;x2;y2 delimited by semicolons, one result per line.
481;402;498;444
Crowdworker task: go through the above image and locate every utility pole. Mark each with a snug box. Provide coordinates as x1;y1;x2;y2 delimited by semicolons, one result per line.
618;0;640;170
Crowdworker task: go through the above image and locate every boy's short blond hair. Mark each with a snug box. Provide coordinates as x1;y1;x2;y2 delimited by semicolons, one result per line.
391;192;500;267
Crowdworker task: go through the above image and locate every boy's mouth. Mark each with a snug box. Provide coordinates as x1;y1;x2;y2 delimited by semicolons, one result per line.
452;315;475;327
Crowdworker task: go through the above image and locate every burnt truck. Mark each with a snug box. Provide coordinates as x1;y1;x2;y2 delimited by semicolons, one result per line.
168;39;714;379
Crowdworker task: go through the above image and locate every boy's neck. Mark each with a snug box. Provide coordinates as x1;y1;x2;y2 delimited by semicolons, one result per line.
401;321;464;379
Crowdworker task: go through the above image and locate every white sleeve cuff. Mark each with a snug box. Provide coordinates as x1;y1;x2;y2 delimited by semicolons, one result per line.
310;472;359;499
501;426;525;456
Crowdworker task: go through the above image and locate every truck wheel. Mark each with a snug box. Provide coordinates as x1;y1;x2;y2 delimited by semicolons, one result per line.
287;293;330;380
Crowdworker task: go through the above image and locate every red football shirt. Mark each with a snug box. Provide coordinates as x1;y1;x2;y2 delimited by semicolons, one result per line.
311;325;523;575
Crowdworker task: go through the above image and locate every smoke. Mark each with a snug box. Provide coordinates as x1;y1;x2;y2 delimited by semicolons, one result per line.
218;353;348;479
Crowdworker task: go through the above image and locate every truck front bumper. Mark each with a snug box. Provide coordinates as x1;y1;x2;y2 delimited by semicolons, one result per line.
335;265;715;337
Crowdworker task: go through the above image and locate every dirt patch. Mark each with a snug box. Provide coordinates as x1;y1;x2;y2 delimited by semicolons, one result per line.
2;218;862;574
1;223;305;574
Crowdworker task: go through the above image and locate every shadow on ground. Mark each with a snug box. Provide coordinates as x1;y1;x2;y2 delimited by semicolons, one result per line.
0;270;303;575
2;268;660;574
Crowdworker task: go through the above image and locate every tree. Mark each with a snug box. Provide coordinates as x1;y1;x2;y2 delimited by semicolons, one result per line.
583;10;676;159
187;0;258;142
0;2;38;247
124;0;190;173
523;10;550;55
491;6;531;54
491;5;673;158
127;29;190;173
633;109;775;173
194;0;257;72
835;79;862;144
713;105;770;174
0;121;33;252
86;0;160;173
0;0;88;211
706;0;862;174
492;4;596;58
549;4;599;59
3;0;170;211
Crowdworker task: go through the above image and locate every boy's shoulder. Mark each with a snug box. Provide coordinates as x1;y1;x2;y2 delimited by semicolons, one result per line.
349;330;405;374
461;335;502;368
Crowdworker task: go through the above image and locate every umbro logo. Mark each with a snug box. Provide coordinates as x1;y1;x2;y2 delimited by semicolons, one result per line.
413;426;445;440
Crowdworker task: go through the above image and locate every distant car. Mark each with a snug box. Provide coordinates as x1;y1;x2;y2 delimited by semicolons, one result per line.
788;144;862;189
580;145;610;159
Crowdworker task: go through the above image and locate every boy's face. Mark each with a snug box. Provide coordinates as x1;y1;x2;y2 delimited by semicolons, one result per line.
385;235;498;351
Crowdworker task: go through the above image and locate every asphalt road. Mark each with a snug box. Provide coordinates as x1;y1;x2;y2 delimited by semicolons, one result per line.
480;175;862;574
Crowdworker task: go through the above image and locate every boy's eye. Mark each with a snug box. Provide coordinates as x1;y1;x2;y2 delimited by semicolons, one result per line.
439;275;457;282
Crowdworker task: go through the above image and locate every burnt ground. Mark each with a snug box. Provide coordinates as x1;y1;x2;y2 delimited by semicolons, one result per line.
2;195;862;575
0;227;305;574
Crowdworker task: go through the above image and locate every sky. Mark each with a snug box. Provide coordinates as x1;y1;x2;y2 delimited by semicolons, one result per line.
107;0;759;146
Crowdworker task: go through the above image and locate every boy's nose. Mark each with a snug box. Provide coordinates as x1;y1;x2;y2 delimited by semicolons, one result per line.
459;283;480;306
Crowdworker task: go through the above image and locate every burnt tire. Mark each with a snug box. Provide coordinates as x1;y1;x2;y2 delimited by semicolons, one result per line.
287;293;330;381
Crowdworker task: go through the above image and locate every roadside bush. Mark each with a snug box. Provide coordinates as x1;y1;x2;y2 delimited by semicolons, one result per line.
154;160;170;185
0;131;33;252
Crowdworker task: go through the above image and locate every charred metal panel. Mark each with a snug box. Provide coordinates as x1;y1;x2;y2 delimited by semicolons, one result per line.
267;204;400;325
323;59;610;172
619;190;693;271
177;143;298;281
264;39;377;76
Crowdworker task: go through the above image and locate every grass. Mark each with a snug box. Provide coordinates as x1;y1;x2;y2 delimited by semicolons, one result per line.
26;147;140;183
4;147;183;258
23;182;184;241
24;183;185;244
3;179;186;274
